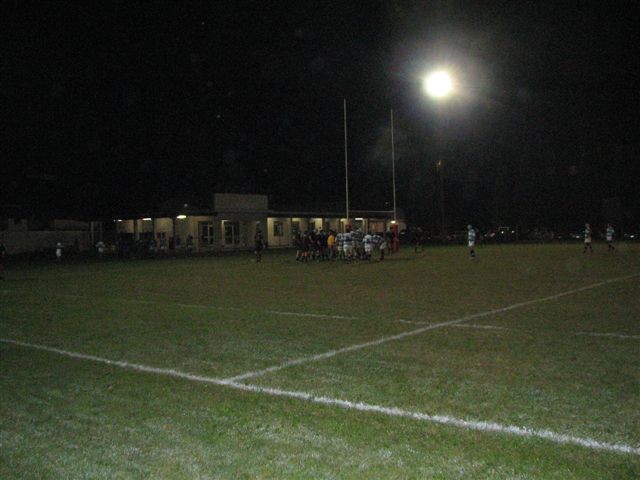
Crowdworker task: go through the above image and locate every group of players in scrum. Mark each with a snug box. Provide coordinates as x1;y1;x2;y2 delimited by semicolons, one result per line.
293;227;390;262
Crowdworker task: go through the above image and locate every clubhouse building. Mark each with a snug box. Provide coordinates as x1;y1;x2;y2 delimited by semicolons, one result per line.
114;193;405;252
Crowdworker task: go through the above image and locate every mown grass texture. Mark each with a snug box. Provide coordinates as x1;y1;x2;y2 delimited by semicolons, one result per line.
1;243;639;478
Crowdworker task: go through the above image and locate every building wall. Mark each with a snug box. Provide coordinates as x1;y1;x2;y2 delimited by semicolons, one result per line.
51;219;89;231
267;217;292;247
153;218;174;238
325;218;340;232
190;215;216;250
368;220;385;234
3;219;29;232
0;230;90;254
291;217;307;235
214;193;268;212
140;219;153;234
118;220;134;234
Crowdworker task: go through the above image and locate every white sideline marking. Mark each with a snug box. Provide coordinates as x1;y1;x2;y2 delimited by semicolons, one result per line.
1;337;638;456
397;320;512;332
401;321;637;338
225;273;640;382
397;319;429;325
450;324;512;331
263;310;358;320
575;332;640;340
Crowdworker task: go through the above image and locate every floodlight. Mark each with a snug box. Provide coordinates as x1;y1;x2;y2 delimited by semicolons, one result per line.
424;71;453;98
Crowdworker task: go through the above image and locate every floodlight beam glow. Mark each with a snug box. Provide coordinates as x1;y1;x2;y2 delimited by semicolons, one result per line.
424;71;453;98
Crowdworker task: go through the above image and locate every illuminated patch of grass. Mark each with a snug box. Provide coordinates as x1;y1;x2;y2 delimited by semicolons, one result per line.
1;243;639;478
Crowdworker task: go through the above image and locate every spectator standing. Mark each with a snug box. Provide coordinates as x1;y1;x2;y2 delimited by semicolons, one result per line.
0;243;6;279
467;225;477;259
55;242;64;261
254;229;265;262
583;223;593;254
96;240;106;258
606;224;615;253
327;230;336;260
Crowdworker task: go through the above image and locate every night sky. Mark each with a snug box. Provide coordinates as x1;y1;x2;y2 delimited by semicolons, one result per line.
2;1;639;232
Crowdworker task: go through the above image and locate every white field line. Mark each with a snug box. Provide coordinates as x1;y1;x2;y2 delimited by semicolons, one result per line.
450;324;513;331
224;273;640;382
1;337;638;456
263;310;358;320
575;332;640;340
399;320;639;338
14;291;357;321
396;319;429;325
399;321;640;338
397;320;512;331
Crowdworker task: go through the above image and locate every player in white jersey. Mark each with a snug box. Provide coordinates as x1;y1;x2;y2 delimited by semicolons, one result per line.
467;225;476;258
372;233;386;260
606;224;615;253
336;232;345;261
352;229;363;259
583;223;593;254
342;230;354;261
96;240;106;258
363;231;373;261
55;242;64;261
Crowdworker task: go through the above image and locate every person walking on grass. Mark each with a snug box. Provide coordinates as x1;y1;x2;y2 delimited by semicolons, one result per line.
254;229;265;262
363;231;373;261
342;226;354;262
373;232;386;261
583;223;593;254
467;225;477;259
327;230;336;260
0;243;6;279
55;241;64;262
606;224;615;253
96;240;106;258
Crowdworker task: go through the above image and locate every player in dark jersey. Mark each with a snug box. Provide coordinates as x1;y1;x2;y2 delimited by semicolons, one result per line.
254;229;265;262
583;223;593;254
0;243;6;279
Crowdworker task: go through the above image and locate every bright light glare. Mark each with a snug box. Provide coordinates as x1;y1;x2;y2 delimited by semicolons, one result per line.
176;215;187;219
424;71;453;98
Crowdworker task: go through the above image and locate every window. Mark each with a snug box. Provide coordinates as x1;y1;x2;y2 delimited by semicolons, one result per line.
223;221;240;245
273;221;284;237
292;221;300;235
199;222;214;245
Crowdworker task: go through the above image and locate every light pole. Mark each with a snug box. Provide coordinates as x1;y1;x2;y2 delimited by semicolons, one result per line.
437;159;445;242
390;108;397;224
423;70;453;242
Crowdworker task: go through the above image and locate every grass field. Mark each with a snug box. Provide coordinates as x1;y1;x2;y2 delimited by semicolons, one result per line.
1;243;639;479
